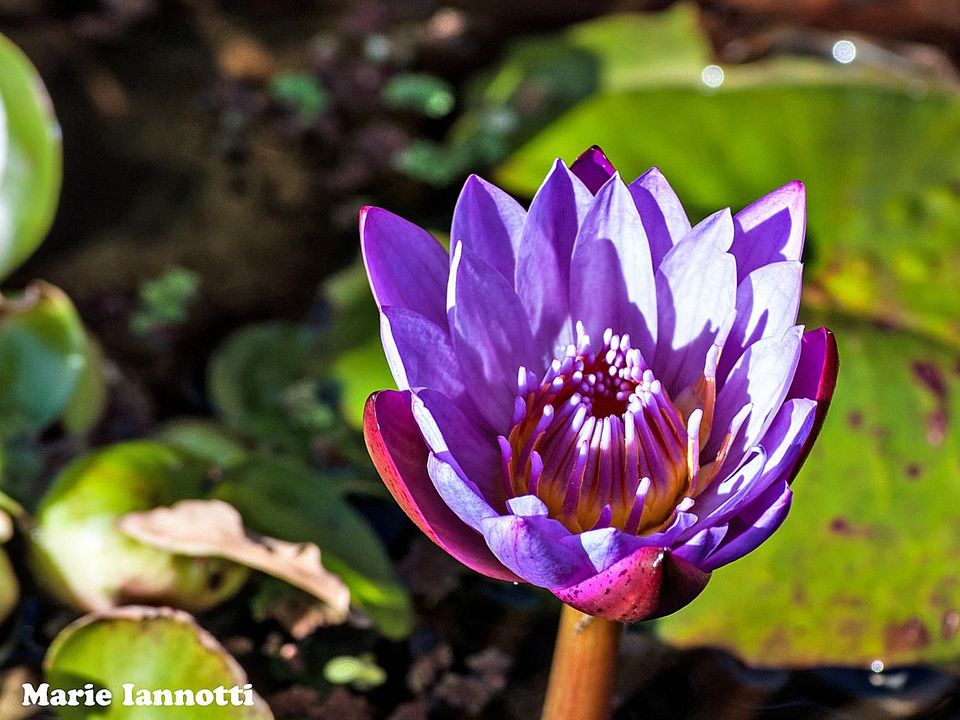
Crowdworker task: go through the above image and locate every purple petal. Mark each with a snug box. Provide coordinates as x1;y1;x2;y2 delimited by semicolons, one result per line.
515;160;593;360
363;390;519;581
628;168;691;269
551;545;710;623
718;261;803;386
412;388;501;502
700;480;793;572
672;525;729;567
451;175;526;281
480;512;592;588
428;454;500;532
729;181;806;283
570;174;658;360
449;243;540;432
708;326;804;474
570;145;616;194
380;306;464;401
360;206;448;327
781;327;839;483
688;397;814;533
652;209;737;393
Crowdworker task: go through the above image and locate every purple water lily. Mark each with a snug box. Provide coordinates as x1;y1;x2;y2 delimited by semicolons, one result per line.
362;147;838;622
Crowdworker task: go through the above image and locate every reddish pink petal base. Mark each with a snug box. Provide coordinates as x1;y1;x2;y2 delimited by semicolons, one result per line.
551;546;710;623
364;390;520;582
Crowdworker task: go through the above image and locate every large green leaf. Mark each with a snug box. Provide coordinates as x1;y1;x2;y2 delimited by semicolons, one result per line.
0;282;88;435
494;26;960;351
0;34;61;280
661;317;960;666
29;441;249;612
45;606;272;720
480;10;960;666
213;456;413;639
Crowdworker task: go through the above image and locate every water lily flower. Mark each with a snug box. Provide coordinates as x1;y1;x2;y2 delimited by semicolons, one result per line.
362;146;837;623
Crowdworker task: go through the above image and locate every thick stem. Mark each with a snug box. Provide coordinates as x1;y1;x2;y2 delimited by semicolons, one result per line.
541;603;623;720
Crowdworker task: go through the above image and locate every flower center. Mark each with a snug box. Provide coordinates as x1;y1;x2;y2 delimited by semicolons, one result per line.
499;323;704;534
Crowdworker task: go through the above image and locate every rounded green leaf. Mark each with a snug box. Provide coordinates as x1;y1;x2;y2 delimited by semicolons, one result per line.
45;606;272;720
0;34;61;280
29;441;249;612
213;456;413;639
0;282;88;435
660;318;960;666
0;546;18;627
60;333;109;435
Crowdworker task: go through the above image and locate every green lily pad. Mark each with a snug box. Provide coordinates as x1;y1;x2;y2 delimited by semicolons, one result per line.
0;282;88;435
45;606;272;720
0;34;61;280
493;16;960;351
213;456;413;639
60;333;108;435
29;441;249;612
661;318;960;667
0;545;17;626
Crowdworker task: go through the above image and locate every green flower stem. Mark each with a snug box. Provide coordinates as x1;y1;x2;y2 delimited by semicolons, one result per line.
541;603;623;720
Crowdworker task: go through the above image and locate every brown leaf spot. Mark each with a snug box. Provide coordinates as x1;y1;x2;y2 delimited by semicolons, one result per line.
905;463;923;480
912;360;950;446
885;617;931;653
847;410;864;429
942;611;960;641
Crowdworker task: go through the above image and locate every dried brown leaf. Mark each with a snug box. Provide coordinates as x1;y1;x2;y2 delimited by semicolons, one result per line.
118;499;350;623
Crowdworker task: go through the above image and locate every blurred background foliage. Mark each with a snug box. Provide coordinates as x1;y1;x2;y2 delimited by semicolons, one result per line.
2;1;960;718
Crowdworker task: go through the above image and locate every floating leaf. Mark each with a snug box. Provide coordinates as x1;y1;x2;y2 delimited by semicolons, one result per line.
29;441;249;612
659;318;960;666
45;606;272;720
119;499;350;625
0;544;16;626
213;457;413;639
474;9;960;667
0;282;87;435
60;333;108;435
330;334;393;430
0;34;61;280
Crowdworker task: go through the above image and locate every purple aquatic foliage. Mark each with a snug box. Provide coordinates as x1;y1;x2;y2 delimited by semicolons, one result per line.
362;147;838;622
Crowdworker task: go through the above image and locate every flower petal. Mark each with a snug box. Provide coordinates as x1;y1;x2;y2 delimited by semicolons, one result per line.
718;261;803;386
516;160;593;360
480;512;592;588
781;327;839;483
708;326;803;473
363;391;518;581
700;480;793;572
427;453;500;532
653;209;737;393
551;545;710;623
360;206;448;326
451;175;526;281
412;388;501;501
570;145;616;194
449;243;540;431
729;181;806;282
628;168;691;269
570;174;658;360
380;306;464;401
